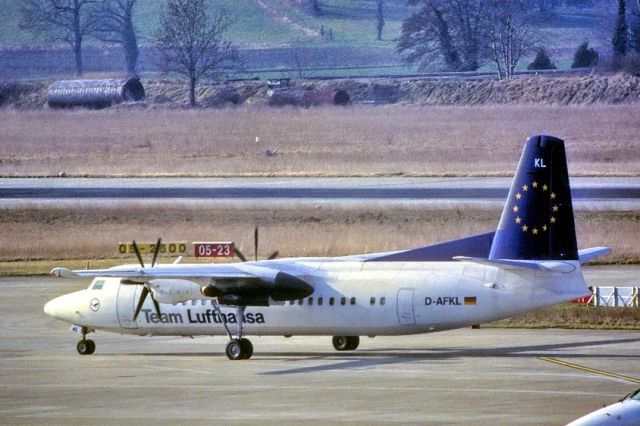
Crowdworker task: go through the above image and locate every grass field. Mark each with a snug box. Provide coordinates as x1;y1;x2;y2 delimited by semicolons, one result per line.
488;304;640;330
0;203;637;265
1;104;639;177
0;0;608;65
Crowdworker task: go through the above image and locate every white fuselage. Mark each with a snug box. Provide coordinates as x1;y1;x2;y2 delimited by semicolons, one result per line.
44;258;590;338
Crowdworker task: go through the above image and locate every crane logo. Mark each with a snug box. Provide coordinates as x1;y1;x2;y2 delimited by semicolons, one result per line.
90;298;101;312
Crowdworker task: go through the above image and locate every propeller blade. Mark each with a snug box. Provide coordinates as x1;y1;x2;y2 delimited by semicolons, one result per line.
266;250;279;260
235;248;247;262
150;292;161;316
133;286;149;321
254;226;259;261
151;237;162;267
132;240;145;268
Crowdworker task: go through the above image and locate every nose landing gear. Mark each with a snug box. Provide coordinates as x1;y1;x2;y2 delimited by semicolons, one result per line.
76;327;96;355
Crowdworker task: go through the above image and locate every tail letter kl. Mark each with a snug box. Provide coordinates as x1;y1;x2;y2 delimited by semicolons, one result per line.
534;158;546;168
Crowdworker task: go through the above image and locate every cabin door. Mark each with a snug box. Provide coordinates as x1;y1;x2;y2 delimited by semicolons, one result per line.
397;288;416;325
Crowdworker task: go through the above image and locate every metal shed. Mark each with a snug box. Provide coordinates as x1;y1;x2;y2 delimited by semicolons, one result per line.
47;77;145;109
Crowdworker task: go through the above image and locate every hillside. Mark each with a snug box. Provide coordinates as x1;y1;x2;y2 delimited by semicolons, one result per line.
0;0;614;77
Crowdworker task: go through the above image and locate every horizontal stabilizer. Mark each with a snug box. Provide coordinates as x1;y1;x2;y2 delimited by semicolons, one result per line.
454;256;576;273
50;267;79;277
578;247;612;264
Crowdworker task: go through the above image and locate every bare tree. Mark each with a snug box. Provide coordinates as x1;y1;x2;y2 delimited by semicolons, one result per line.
157;0;239;107
484;0;544;79
20;0;98;76
397;0;485;71
91;0;140;75
377;0;385;41
289;40;314;78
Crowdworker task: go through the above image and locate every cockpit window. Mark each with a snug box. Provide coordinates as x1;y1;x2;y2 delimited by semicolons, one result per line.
91;279;105;290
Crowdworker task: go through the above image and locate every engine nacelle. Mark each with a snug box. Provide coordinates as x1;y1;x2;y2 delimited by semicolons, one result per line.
147;279;202;304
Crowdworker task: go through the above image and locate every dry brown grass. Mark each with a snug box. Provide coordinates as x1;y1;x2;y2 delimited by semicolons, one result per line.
488;304;640;330
1;104;639;176
0;203;637;263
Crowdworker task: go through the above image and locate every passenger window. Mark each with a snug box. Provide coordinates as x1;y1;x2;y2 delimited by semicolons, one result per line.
201;300;206;306
370;297;376;305
350;297;356;305
340;297;346;306
380;297;386;306
298;299;304;305
318;297;323;306
308;297;313;306
191;300;197;306
329;297;335;306
91;279;105;290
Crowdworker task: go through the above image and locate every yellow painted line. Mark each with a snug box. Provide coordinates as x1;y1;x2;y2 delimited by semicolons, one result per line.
540;357;640;384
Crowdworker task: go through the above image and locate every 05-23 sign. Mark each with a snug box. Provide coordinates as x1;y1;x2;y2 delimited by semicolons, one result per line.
193;242;235;258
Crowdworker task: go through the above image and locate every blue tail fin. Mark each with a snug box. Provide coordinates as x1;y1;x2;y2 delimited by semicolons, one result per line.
489;135;578;261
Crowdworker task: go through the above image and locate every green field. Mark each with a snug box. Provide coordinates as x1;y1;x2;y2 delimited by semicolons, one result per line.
0;0;610;67
0;0;408;48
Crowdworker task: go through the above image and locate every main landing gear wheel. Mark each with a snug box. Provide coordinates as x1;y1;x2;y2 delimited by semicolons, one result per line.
76;339;96;355
332;336;359;351
239;338;253;359
225;338;253;360
213;302;254;360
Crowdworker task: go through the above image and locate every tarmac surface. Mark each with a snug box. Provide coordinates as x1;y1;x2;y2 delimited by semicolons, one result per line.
1;177;639;202
1;272;639;425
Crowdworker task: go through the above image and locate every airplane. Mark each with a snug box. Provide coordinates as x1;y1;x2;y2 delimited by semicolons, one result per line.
567;387;640;425
45;135;611;360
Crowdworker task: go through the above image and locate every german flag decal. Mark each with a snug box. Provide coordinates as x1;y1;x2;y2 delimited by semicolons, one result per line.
464;297;477;306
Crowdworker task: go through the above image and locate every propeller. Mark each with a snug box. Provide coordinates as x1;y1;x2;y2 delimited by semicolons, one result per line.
128;238;163;321
234;226;279;263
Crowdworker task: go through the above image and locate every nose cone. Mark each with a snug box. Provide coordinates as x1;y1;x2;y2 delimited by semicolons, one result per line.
44;292;83;323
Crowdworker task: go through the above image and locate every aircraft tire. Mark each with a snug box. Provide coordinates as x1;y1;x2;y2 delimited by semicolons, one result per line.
346;336;359;351
77;339;95;355
239;338;253;360
332;336;349;351
225;339;244;360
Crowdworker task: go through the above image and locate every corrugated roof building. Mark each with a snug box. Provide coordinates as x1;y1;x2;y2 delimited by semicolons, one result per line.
47;78;145;109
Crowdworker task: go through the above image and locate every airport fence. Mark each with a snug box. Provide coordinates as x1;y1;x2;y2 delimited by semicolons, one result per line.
587;287;640;307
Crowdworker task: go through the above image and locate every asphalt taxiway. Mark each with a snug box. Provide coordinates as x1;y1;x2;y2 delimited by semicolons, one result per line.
1;177;639;202
1;272;639;425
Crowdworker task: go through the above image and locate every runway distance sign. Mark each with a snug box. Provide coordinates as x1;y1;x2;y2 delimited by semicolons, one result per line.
118;242;188;256
193;242;235;258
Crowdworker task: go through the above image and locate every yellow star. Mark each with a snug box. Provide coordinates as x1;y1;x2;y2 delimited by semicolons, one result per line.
532;181;538;188
522;184;529;191
513;205;519;212
515;193;522;200
542;224;548;231
552;205;559;212
550;192;557;199
532;228;539;235
542;184;548;191
550;217;556;224
515;216;522;224
522;225;528;232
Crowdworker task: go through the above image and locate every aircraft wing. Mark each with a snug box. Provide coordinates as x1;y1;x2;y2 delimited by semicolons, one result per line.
51;261;316;307
51;263;255;280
